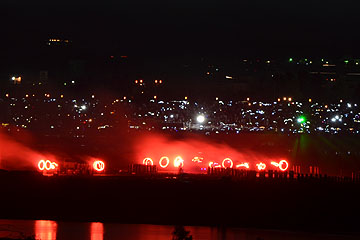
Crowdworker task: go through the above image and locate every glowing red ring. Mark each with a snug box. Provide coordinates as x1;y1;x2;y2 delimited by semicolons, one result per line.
279;160;289;171
159;156;170;168
45;160;52;170
38;160;45;171
174;156;184;168
93;160;105;172
256;162;266;171
222;158;234;168
143;158;154;166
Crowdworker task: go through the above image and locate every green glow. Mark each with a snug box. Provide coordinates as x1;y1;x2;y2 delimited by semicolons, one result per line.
289;58;293;62
297;116;306;123
344;60;349;64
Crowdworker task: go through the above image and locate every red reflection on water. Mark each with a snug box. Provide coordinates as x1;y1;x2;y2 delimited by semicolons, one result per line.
35;220;57;240
91;222;104;240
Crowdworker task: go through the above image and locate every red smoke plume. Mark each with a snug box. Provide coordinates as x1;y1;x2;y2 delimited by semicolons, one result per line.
0;131;54;170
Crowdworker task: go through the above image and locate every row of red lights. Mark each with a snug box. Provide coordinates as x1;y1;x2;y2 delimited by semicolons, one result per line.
37;160;105;172
143;157;289;172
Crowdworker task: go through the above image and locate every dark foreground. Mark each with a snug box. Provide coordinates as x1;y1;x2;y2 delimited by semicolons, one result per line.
0;171;359;235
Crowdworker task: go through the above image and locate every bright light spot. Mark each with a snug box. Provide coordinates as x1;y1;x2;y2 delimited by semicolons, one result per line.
297;116;306;123
11;77;15;80
159;156;170;168
196;115;205;123
271;160;289;171
174;156;184;168
222;158;234;168
279;160;289;171
143;158;154;166
192;157;203;163
236;162;249;169
81;105;87;110
256;162;266;171
93;160;105;172
38;160;58;171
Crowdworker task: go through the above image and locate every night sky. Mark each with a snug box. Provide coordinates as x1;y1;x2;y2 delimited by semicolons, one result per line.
2;0;360;58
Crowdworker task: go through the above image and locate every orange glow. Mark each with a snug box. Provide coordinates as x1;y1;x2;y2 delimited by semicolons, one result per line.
90;222;104;240
208;161;214;167
174;156;184;168
159;80;162;84
155;80;158;83
35;220;57;240
93;160;105;172
143;158;154;166
236;162;250;169
159;156;170;168
135;80;138;84
271;160;289;171
256;162;266;171
222;158;233;168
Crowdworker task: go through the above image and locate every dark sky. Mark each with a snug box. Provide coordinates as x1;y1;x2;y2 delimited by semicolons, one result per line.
2;1;360;57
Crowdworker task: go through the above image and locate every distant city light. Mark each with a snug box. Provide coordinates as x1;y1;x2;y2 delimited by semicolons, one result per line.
81;105;87;110
196;115;205;123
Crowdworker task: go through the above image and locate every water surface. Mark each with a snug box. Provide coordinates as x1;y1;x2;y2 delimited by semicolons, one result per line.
0;219;357;240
